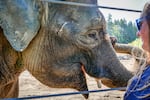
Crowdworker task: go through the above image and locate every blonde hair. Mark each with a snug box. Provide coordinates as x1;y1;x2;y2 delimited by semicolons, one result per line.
136;1;150;72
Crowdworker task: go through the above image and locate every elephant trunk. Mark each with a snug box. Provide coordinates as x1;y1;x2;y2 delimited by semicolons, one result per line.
101;57;133;87
99;42;134;87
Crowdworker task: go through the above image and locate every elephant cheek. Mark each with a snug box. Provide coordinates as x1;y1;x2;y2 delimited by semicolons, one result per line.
35;67;89;98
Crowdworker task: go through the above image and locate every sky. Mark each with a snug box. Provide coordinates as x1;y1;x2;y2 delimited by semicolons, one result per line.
98;0;150;23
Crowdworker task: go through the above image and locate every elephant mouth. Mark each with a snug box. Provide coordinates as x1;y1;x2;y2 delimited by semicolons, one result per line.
77;64;102;99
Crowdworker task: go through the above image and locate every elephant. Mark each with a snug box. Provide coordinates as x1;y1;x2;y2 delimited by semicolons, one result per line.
0;0;139;99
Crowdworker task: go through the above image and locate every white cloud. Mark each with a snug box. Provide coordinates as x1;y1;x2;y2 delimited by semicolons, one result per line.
98;0;149;22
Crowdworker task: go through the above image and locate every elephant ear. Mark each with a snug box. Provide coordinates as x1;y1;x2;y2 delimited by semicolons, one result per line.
0;0;41;51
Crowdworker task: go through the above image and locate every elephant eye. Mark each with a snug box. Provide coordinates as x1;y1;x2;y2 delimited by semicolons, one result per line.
88;30;98;40
88;32;96;37
88;33;95;37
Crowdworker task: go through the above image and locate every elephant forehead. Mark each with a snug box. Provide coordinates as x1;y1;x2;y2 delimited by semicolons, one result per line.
0;0;41;51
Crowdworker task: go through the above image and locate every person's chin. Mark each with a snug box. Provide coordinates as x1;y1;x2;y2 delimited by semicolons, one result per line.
142;44;149;52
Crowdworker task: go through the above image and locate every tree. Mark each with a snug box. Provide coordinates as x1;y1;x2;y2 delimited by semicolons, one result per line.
106;14;137;44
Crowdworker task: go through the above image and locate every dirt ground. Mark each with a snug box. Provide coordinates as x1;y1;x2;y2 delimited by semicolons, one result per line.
18;54;135;100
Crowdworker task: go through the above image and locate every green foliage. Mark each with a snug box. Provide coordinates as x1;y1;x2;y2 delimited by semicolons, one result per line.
129;38;142;48
107;14;137;44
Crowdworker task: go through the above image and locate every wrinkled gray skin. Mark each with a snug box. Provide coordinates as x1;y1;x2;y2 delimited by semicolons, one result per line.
0;0;134;99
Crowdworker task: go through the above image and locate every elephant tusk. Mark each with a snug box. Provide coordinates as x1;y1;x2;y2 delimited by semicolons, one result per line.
96;79;102;88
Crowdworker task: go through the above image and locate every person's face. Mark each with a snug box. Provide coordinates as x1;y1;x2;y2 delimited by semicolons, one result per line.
137;19;150;52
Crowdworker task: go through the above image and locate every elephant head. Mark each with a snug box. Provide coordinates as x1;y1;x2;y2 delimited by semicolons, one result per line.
0;0;134;99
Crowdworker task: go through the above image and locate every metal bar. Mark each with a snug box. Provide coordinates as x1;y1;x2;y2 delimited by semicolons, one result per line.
41;0;97;7
5;87;126;100
41;0;142;13
100;6;142;13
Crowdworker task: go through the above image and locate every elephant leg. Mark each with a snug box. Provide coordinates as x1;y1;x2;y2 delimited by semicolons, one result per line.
0;79;19;98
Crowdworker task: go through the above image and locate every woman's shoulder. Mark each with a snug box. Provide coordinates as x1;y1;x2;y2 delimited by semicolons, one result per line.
142;65;150;77
124;65;150;100
140;65;150;82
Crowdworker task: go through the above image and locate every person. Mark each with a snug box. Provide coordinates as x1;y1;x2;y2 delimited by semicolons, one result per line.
124;2;150;100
